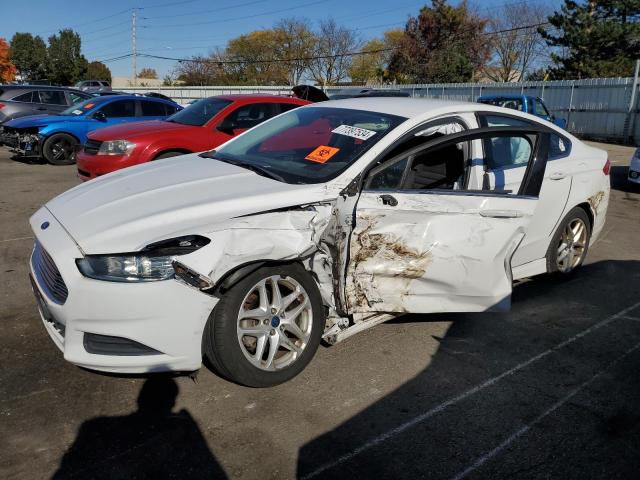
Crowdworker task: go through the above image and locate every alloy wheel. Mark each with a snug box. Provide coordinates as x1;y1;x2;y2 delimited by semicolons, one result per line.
556;218;588;273
236;275;313;371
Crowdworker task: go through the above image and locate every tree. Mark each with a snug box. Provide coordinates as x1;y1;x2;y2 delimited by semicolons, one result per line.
9;33;47;80
86;61;112;83
484;3;550;82
224;30;289;84
308;19;360;86
0;38;17;82
47;29;88;85
275;18;315;85
388;0;490;83
138;67;158;79
348;29;404;84
540;0;640;79
174;53;225;86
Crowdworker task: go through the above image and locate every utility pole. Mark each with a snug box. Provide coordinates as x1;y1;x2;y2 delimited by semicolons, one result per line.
132;10;137;87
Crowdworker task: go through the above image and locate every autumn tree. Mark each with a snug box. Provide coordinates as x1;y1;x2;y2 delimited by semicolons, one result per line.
484;3;550;82
86;61;112;83
224;30;289;84
388;0;490;83
47;29;88;85
308;19;360;86
540;0;640;79
348;29;404;84
138;67;158;79
0;37;17;82
9;33;47;80
174;53;226;85
275;18;315;85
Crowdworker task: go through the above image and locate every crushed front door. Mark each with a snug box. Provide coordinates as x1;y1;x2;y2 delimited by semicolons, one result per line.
344;127;550;314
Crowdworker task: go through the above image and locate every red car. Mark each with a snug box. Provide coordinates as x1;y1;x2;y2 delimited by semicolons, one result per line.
76;95;310;180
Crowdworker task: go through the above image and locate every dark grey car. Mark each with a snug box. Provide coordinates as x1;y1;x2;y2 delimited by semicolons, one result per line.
75;80;112;94
0;86;93;125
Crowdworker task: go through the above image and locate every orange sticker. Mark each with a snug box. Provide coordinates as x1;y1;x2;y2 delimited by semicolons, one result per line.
83;103;95;109
305;145;340;164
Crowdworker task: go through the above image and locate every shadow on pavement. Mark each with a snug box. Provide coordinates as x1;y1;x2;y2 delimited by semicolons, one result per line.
297;260;640;479
53;376;227;480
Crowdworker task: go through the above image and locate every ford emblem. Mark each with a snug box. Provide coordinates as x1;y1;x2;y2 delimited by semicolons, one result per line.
41;221;50;230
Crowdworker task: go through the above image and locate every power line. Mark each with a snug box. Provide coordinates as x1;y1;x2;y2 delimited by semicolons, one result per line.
143;0;268;20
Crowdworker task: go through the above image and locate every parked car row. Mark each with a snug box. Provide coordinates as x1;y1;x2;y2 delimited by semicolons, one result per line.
28;96;610;386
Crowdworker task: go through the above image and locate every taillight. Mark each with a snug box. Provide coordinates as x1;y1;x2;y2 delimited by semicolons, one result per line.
602;158;611;176
0;103;5;109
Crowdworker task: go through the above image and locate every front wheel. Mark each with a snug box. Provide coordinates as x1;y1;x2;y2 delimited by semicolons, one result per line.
42;133;77;165
203;264;325;387
546;207;591;275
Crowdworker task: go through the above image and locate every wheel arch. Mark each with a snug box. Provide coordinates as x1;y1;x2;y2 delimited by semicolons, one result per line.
574;201;594;230
42;130;81;144
152;147;193;160
212;259;309;295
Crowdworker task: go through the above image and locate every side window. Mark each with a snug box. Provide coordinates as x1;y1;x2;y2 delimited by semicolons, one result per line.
37;90;67;105
98;100;136;118
534;99;549;117
366;119;469;191
11;92;34;102
277;103;300;114
549;134;570;160
225;103;274;129
480;114;533;170
141;100;168;117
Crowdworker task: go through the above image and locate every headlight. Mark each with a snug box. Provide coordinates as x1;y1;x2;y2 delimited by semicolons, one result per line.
76;235;210;282
97;139;136;156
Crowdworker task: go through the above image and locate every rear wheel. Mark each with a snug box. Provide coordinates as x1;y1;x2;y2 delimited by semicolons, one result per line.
546;207;591;275
42;133;77;165
203;264;324;387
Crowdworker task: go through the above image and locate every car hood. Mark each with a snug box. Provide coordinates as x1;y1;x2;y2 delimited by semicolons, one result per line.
89;120;197;140
5;114;81;128
44;154;332;254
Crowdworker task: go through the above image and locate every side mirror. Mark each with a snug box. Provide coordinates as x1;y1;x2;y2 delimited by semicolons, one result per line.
93;111;107;122
216;117;236;135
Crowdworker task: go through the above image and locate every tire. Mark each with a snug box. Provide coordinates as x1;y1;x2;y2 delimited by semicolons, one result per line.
546;207;591;275
42;133;77;165
154;151;184;160
203;263;325;387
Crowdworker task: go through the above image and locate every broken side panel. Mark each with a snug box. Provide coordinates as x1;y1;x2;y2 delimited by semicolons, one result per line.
345;192;538;314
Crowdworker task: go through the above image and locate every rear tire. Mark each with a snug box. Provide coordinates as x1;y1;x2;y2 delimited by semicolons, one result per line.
42;133;77;165
203;264;325;387
546;207;591;276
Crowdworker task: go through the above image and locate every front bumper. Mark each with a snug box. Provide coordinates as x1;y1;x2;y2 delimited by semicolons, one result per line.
29;207;218;373
0;130;41;156
628;168;640;184
76;151;134;181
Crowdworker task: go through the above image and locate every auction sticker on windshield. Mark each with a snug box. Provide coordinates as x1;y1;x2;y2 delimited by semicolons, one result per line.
332;124;377;140
305;145;340;164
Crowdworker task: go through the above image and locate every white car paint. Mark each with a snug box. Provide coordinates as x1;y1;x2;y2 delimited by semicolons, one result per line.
29;98;610;374
629;148;640;184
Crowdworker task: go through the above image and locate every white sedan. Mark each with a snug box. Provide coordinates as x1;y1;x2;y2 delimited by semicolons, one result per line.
29;98;610;387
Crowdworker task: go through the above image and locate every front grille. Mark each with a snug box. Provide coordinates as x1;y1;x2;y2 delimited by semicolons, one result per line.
32;241;68;304
84;139;103;155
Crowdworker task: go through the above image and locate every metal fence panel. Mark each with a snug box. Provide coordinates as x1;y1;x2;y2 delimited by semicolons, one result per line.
121;77;639;145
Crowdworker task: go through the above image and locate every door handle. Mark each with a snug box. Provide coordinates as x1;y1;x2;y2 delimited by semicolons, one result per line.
549;171;567;180
479;209;522;218
379;194;398;207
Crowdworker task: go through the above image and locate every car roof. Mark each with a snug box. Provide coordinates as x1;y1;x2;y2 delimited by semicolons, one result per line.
212;94;305;102
478;94;526;100
312;97;473;118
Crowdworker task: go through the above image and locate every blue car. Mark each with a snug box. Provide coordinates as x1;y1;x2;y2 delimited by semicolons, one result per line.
0;95;182;165
477;95;567;129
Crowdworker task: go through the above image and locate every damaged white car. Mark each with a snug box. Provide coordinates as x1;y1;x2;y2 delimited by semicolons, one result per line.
29;98;610;387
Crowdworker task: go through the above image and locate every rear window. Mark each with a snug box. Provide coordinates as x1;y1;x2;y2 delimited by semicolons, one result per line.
479;97;524;112
37;90;67;105
11;92;34;102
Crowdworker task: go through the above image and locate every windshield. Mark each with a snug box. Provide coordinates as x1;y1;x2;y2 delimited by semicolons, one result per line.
212;106;406;184
166;98;232;126
61;98;101;116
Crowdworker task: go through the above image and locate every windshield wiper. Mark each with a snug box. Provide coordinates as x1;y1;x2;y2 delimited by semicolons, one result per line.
198;152;286;182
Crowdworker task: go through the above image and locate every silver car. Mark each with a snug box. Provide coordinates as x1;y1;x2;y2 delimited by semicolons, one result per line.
0;86;92;125
74;80;112;94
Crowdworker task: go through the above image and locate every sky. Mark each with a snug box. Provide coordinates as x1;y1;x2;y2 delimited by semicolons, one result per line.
0;0;563;79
